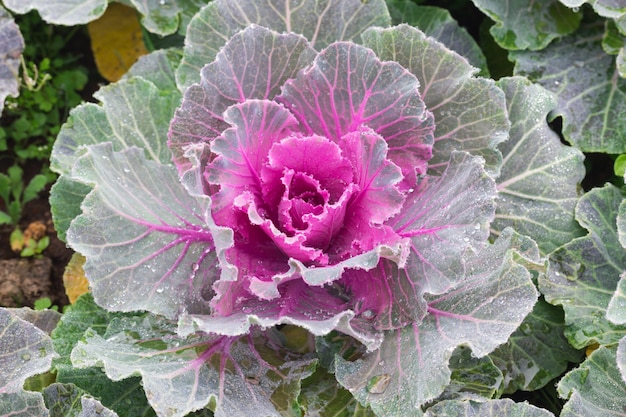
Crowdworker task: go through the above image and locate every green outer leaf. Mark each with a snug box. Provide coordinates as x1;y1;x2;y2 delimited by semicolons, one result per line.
0;308;58;393
559;345;626;417
0;392;49;417
559;0;626;18
71;317;315;417
387;4;489;76
66;144;220;319
512;21;626;154
55;368;156;417
0;308;59;417
607;272;626;324
49;176;92;242
299;367;376;417
362;24;509;177
540;185;626;349
493;76;585;255
124;48;182;92
335;229;537;414
52;294;157;417
443;346;504;400
489;299;584;394
471;0;581;51
175;0;391;89
43;383;120;417
3;0;202;35
0;5;24;115
51;77;181;176
424;398;556;416
2;0;107;25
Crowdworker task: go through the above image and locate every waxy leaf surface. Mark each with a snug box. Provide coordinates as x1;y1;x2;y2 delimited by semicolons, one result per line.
66;144;220;319
470;0;581;50
335;229;537;415
493;76;585;255
71;315;315;417
362;24;508;176
425;398;556;417
512;21;626;154
541;185;626;348
169;26;316;172
0;6;23;115
0;308;59;417
559;346;626;417
387;4;489;76
176;0;390;88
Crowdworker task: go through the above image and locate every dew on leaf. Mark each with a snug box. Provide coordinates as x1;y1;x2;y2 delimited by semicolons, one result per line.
21;352;31;361
366;374;391;394
362;310;375;319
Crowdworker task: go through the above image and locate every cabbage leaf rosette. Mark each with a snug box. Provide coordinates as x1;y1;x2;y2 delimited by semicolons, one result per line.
48;1;539;415
168;25;439;345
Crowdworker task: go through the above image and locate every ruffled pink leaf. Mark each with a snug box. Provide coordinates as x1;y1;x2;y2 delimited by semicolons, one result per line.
168;25;316;172
207;100;299;226
327;128;406;261
277;41;434;189
341;257;427;331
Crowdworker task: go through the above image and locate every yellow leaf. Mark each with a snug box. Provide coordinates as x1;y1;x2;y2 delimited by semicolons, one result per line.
88;3;148;82
63;252;89;304
586;342;600;357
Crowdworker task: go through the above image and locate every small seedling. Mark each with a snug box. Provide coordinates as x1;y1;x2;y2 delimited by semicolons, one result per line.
0;165;47;226
10;221;49;258
33;297;58;311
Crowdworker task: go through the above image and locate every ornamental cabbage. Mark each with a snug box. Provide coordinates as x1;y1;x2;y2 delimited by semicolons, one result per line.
41;0;551;415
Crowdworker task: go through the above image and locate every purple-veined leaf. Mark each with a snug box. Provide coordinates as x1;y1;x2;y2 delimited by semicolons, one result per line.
71;314;316;417
470;0;581;51
0;308;59;417
66;144;222;319
277;41;434;190
207;99;300;227
0;5;23;115
334;228;538;414
512;20;626;154
493;76;585;255
176;0;391;89
362;24;509;176
168;26;316;172
388;151;496;296
425;398;556;417
540;185;626;349
558;345;626;417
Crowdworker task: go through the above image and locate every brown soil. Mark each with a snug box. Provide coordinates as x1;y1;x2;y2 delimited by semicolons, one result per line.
0;188;73;309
